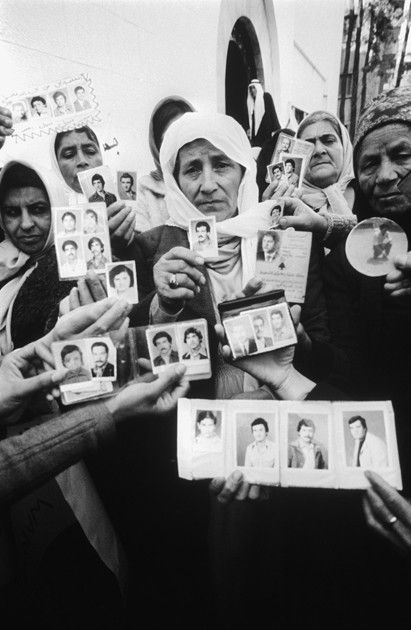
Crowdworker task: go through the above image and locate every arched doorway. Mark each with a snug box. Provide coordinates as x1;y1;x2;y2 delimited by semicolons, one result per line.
225;17;264;131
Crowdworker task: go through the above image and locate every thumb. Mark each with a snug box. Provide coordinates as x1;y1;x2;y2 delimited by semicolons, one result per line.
279;215;305;230
19;368;68;398
290;304;301;327
146;364;187;398
393;252;411;271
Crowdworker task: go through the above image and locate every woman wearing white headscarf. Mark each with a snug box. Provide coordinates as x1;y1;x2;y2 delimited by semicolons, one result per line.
129;112;330;397
0;160;75;356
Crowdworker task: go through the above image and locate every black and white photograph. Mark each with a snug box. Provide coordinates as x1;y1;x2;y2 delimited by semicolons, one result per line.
287;413;329;470
106;261;138;304
236;412;277;469
266;161;285;186
177;321;209;362
271;131;295;164
50;88;73;117
70;83;92;112
343;410;389;470
52;338;93;393
54;207;81;236
86;234;111;272
193;409;223;455
247;309;274;351
146;325;180;373
256;229;284;264
11;101;29;125
269;200;284;228
223;315;257;359
282;154;305;188
117;171;137;201
86;337;117;381
267;302;297;348
345;217;408;277
55;234;87;279
188;216;218;259
27;94;51;119
77;165;118;207
82;203;106;235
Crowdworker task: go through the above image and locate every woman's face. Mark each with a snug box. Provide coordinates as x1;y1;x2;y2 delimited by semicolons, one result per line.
114;270;131;293
1;186;51;254
300;120;344;188
176;139;243;222
56;130;102;193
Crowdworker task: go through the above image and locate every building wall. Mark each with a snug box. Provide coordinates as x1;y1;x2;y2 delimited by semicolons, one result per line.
0;0;344;178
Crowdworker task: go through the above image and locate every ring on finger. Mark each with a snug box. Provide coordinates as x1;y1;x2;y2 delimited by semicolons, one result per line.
385;515;398;528
168;273;179;289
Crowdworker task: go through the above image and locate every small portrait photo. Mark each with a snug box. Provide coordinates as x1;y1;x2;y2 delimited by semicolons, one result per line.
249;309;274;351
27;94;51;119
345;217;408;278
56;235;87;279
86;235;111;273
106;261;138;304
343;410;389;470
71;83;92;112
267;303;296;347
224;315;257;359
188;217;218;259
287;413;329;470
11;101;29;125
117;171;137;201
193;409;223;454
236;413;277;469
272;132;295;163
269;200;284;228
53;339;93;392
77;165;118;208
54;207;81;236
147;326;180;371
86;337;117;381
282;155;304;188
82;203;106;235
178;322;209;362
256;230;284;266
50;88;73;118
266;161;285;185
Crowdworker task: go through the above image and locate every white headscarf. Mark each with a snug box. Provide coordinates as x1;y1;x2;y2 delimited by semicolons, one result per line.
247;80;265;137
0;160;65;355
160;111;274;288
297;111;355;216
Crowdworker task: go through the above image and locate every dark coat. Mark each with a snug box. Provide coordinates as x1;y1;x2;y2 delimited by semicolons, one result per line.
251;92;280;148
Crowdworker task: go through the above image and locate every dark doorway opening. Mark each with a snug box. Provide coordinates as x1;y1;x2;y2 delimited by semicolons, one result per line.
225;17;264;132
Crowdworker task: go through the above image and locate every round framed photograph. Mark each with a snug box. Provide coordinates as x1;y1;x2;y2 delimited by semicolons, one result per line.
345;217;408;277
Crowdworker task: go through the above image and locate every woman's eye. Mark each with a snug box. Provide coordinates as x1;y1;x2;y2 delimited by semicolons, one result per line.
61;150;75;159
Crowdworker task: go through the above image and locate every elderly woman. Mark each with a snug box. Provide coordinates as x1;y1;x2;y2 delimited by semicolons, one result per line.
263;110;357;246
0;160;75;355
129;111;330;398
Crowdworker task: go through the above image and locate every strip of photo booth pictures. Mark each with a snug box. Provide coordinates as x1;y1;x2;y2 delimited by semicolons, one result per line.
52;338;95;394
49;87;74;119
190;402;225;479
26;93;53;122
188;216;218;260
146;325;180;375
106;261;138;304
55;232;87;281
77;164;118;207
81;202;112;274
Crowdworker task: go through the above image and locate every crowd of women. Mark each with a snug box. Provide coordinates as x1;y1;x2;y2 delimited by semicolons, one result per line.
1;83;411;628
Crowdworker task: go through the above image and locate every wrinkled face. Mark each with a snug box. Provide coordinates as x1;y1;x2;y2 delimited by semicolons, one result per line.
155;336;172;356
300;120;344;188
93;179;104;192
63;349;82;370
176;139;243;222
253;317;264;338
271;313;283;330
113;270;131;293
63;243;77;262
262;234;276;253
196;225;209;242
1;186;51;255
357;123;411;218
90;240;102;255
92;345;108;368
198;416;216;437
62;214;76;232
252;423;267;442
298;424;314;443
186;332;201;350
121;177;132;192
232;324;247;345
56;94;66;107
56;130;102;193
349;419;367;440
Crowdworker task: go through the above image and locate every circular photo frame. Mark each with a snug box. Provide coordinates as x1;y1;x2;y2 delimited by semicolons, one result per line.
345;217;408;277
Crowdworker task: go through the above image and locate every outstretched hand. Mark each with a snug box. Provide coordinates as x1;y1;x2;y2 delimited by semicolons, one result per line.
278;197;328;236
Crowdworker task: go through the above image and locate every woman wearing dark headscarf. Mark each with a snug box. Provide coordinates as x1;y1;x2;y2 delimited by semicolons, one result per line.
135;96;195;232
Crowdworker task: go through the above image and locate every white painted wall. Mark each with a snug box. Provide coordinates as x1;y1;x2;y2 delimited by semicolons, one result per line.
0;0;345;180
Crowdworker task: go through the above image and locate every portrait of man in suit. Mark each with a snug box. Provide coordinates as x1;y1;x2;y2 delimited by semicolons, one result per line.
152;330;179;366
227;317;257;358
252;313;273;351
91;341;115;378
257;230;282;263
